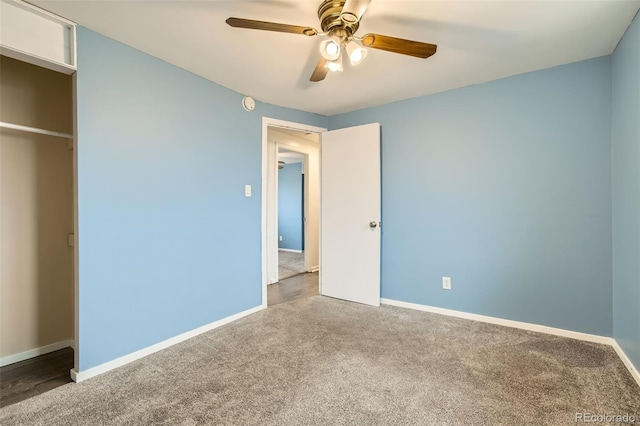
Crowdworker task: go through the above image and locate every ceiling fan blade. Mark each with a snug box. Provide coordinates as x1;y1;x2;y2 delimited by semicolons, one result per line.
341;0;372;23
361;33;437;59
226;17;318;36
310;57;328;82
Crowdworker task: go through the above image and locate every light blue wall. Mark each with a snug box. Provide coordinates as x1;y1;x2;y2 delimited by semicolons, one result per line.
76;27;327;370
330;57;613;336
278;162;304;251
612;13;640;371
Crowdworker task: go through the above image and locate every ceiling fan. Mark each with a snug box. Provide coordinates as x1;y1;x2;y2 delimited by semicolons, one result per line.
226;0;437;82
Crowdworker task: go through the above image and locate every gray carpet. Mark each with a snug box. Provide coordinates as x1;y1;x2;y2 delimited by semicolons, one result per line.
1;296;638;425
278;250;305;280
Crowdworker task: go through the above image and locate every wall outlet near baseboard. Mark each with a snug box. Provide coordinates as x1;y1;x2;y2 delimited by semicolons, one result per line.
279;235;283;241
442;277;451;290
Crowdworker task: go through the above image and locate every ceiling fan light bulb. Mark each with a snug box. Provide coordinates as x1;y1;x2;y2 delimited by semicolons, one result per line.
320;38;341;61
326;59;343;72
352;50;361;62
346;41;367;66
327;41;339;56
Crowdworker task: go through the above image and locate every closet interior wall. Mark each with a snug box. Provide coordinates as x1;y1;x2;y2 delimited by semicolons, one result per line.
0;55;74;360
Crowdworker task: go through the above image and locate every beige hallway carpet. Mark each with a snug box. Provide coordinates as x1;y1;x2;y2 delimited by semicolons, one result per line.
1;296;638;425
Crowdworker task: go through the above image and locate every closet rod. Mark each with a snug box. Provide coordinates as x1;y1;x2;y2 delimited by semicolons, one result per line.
0;121;73;139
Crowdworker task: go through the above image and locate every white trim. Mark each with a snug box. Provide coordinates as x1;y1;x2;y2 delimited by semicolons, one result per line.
70;305;264;383
72;72;80;374
0;46;76;75
0;0;77;74
263;118;327;134
0;339;74;367
380;299;612;344
0;121;73;139
611;340;640;387
311;265;320;273
262;117;326;309
5;0;76;26
278;248;303;253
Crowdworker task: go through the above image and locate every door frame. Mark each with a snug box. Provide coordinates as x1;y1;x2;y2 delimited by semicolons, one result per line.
261;117;326;308
276;135;320;275
72;72;79;377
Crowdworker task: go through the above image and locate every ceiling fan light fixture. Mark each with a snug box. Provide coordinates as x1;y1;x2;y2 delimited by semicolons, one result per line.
227;0;438;84
320;37;341;61
346;40;367;66
325;56;343;72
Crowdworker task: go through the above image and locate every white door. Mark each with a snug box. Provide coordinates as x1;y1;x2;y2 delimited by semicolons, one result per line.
321;123;381;306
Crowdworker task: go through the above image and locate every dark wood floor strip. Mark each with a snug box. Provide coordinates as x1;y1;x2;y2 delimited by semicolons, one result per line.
268;272;319;306
0;347;73;408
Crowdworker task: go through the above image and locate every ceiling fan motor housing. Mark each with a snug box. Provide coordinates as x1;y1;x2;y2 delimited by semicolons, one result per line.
318;0;359;40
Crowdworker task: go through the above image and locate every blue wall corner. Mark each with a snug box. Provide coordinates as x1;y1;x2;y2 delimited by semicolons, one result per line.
278;162;304;251
612;13;640;372
329;56;614;336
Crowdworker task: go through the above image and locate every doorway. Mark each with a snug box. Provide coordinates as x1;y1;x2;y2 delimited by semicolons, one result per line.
262;118;382;308
262;118;325;307
277;147;306;280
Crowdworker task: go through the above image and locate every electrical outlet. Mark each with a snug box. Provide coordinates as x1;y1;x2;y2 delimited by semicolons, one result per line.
442;276;451;290
279;236;283;241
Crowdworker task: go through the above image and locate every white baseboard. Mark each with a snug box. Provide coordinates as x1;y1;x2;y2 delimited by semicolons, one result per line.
310;265;319;273
381;298;640;387
611;340;640;387
278;248;303;253
381;298;612;345
1;339;74;367
71;304;265;383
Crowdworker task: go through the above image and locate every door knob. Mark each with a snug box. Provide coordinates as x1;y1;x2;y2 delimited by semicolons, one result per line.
369;221;378;229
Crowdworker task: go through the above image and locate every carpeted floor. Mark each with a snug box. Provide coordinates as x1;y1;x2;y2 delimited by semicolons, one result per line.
1;296;638;425
278;250;305;280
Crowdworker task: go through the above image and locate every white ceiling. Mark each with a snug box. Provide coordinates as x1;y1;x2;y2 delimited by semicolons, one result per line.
271;127;317;163
278;147;306;164
34;0;640;116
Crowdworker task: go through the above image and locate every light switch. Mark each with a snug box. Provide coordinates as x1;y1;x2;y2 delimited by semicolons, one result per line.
245;185;252;197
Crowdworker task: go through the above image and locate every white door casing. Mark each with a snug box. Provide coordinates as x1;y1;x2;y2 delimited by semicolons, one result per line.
262;117;326;306
320;123;381;307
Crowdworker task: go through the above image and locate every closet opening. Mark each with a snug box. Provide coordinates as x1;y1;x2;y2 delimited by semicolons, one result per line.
0;55;76;407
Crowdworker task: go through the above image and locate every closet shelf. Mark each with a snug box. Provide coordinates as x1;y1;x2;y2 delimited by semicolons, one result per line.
0;121;73;139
